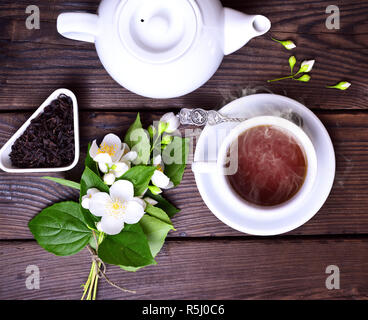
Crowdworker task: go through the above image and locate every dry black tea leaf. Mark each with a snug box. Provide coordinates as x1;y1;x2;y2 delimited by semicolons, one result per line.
9;94;75;168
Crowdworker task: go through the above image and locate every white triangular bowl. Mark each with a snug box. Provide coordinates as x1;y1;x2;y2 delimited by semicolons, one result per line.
0;88;80;173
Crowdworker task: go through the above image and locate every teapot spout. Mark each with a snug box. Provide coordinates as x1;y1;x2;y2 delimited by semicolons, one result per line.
223;8;271;55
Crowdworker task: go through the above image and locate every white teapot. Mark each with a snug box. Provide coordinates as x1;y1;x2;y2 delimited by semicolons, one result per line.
57;0;271;98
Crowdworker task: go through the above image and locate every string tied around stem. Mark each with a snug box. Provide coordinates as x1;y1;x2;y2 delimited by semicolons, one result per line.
86;245;136;294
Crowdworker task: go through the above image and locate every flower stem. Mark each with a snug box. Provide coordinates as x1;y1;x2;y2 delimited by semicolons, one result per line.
93;261;100;300
81;231;105;300
88;262;98;300
267;75;295;82
81;262;94;300
150;133;161;153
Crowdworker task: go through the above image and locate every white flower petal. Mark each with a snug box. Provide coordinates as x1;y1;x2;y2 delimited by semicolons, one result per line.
96;222;103;232
143;197;158;206
99;215;125;235
163;181;174;189
133;197;147;210
101;134;122;151
112;149;125;163
100;134;122;162
103;173;116;185
82;188;100;209
121;143;130;154
123;201;145;224
109;179;134;201
89;140;99;159
81;197;90;209
112;162;130;178
160;112;180;133
153;155;162;166
122;151;137;162
151;170;170;188
98;162;109;173
89;192;111;217
94;153;112;166
87;188;100;197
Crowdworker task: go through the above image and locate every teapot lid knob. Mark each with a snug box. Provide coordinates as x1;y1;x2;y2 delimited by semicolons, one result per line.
118;0;201;63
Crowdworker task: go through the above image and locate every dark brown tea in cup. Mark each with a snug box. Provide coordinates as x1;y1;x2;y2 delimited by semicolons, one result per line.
227;125;307;206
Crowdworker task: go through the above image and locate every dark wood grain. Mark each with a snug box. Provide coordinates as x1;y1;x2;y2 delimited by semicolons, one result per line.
0;40;367;111
0;1;367;111
1;111;368;239
2;0;367;34
1;0;368;300
1;238;368;300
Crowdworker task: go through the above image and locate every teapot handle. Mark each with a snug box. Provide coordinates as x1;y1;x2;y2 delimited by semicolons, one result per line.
57;13;99;43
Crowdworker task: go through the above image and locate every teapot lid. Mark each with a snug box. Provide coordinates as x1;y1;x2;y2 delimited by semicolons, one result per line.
118;0;200;64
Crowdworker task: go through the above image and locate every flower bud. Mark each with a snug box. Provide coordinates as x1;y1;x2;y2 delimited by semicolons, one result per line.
272;38;296;50
148;185;162;195
148;125;156;138
300;60;315;73
326;81;351;90
144;197;158;206
103;172;116;185
160;112;180;133
161;134;173;145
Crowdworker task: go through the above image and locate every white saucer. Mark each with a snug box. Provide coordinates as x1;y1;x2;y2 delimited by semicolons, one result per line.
193;94;336;236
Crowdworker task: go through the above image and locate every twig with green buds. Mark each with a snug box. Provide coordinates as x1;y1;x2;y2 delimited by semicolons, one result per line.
270;38;351;90
268;58;315;83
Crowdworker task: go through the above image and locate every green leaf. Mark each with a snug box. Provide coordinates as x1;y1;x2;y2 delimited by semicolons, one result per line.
85;143;100;176
121;215;174;272
140;215;174;257
79;167;109;229
124;113;151;165
29;201;92;256
42;177;80;190
124;113;142;147
289;56;296;74
162;136;189;186
145;204;173;225
98;223;155;267
119;165;156;196
295;74;311;82
145;190;180;218
80;167;109;195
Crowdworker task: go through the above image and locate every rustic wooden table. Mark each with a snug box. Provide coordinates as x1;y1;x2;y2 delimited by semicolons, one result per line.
0;0;368;300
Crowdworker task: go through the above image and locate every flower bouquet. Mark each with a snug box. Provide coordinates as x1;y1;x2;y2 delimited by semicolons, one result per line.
28;113;189;299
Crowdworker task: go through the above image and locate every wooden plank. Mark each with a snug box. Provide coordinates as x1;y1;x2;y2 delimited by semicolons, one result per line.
3;21;368;53
225;0;368;34
0;0;55;20
0;39;367;111
2;0;367;34
1;111;368;239
1;238;368;299
0;0;367;111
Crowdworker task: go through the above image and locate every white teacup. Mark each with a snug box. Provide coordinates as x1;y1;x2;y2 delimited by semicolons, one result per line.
192;116;318;216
